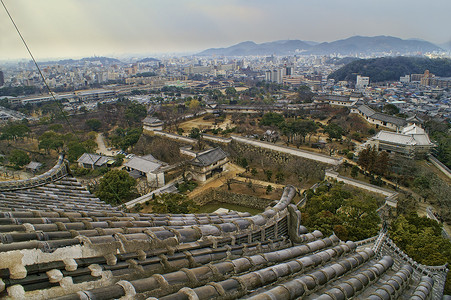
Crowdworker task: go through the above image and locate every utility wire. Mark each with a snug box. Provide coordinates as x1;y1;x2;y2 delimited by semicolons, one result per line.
1;0;123;205
1;0;77;135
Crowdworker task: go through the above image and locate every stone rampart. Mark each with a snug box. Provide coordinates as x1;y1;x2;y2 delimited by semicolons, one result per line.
325;169;398;208
193;189;273;210
145;131;341;166
202;134;232;144
428;155;451;179
325;169;395;197
153;130;197;144
231;135;342;166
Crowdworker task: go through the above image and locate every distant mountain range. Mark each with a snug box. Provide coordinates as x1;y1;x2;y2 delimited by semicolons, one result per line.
199;40;312;56
440;41;451;51
39;56;122;65
137;57;160;63
38;56;161;65
198;36;444;56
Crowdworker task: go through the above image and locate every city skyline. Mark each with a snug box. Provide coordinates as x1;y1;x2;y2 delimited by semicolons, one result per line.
1;0;451;60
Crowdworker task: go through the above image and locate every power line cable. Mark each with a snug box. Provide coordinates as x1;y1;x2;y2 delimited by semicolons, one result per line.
1;0;77;135
1;0;123;205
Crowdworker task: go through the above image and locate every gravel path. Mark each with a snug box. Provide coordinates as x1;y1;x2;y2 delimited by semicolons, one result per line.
96;133;114;156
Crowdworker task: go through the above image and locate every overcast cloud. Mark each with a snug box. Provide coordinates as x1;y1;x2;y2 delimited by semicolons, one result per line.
1;0;450;60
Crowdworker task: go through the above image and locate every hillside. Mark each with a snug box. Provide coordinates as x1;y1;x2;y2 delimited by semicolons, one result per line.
328;56;451;82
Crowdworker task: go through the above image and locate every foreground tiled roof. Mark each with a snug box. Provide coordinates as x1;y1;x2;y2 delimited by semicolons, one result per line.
0;158;448;299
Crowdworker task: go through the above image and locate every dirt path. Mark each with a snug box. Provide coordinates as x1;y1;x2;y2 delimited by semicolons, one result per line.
96;133;114;156
232;176;286;190
0;167;33;181
418;202;451;237
187;162;289;199
188;163;245;199
179;115;234;132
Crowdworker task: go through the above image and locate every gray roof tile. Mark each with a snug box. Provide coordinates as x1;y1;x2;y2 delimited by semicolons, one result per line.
191;147;228;167
0;158;447;300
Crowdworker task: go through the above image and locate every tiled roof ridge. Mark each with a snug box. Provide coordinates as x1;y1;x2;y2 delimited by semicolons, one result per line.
358;104;407;126
381;235;448;271
245;247;377;299
0;186;297;268
315;255;396;300
377;234;449;299
55;233;337;299
0;154;69;192
0;183;449;299
369;228;445;272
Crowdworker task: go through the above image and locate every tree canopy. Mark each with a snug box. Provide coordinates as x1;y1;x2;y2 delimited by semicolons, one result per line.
323;123;344;140
389;213;451;294
302;183;380;241
0;86;38;97
425;120;451;169
0;122;30;140
281;119;318;144
328;57;451;83
225;87;237;97
151;193;197;214
109;127;142;150
85;119;102;131
358;146;390;176
188;127;202;139
9;149;30;167
124;102;147;125
260;112;285;127
94;169;137;205
383;104;400;115
38;131;65;153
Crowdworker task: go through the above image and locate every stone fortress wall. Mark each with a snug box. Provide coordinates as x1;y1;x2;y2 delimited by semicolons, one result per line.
193;189;274;210
146;130;342;166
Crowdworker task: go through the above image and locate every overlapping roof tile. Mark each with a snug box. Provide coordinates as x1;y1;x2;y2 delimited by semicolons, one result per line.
0;157;448;299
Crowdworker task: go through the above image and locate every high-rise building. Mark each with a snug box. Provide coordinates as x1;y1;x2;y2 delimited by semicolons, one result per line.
420;70;434;86
0;70;4;87
356;75;369;89
400;75;410;83
265;70;272;82
410;73;424;82
265;69;283;83
284;66;293;76
272;69;280;84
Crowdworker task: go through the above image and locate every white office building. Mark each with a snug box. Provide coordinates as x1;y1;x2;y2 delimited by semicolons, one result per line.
356;75;370;89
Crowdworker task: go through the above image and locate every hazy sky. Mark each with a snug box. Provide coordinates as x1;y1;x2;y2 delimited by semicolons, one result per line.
1;0;450;60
